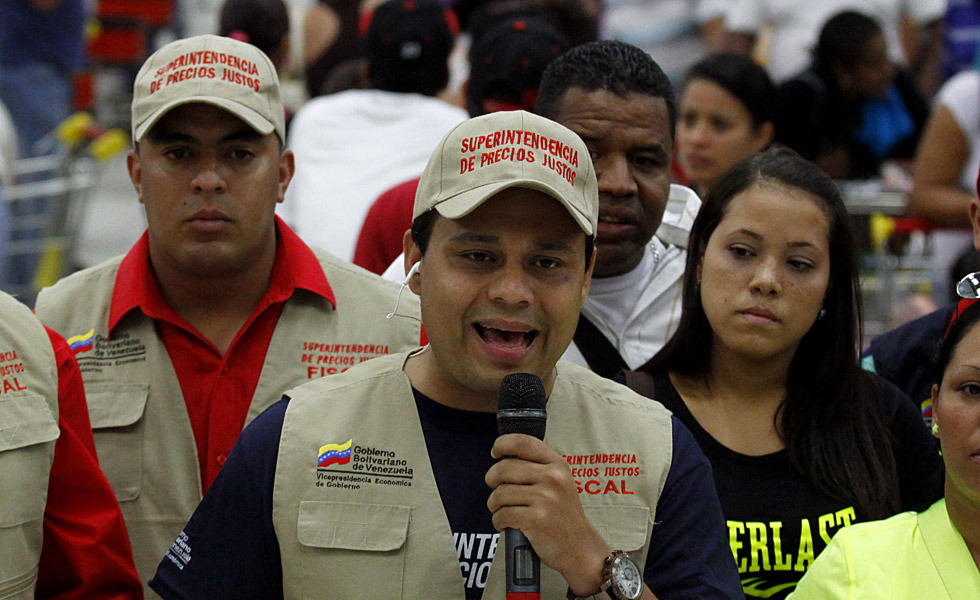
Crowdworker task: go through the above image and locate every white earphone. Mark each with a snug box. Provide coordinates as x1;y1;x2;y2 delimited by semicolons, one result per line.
387;260;423;322
405;260;421;282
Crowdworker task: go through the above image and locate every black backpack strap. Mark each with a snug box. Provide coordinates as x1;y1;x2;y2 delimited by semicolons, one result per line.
572;313;628;379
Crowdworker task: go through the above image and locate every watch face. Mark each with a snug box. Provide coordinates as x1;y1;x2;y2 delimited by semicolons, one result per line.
613;556;643;600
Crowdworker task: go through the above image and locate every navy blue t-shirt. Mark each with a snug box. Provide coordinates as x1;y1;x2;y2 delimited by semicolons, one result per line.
416;390;498;599
150;392;744;600
862;301;959;417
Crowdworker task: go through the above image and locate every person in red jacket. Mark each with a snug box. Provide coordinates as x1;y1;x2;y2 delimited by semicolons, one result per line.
38;326;143;599
0;289;141;599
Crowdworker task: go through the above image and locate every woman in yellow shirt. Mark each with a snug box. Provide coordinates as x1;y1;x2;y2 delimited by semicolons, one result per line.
791;300;980;599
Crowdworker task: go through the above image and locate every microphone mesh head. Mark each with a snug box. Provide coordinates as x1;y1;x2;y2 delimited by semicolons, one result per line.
497;373;546;411
497;373;547;439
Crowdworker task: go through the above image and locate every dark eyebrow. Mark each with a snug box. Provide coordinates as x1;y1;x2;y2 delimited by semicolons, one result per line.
447;232;500;245
730;228;763;241
957;364;980;375
631;143;669;156
221;129;264;144
534;239;578;254
576;135;669;159
146;130;196;145
447;232;579;254
730;229;820;249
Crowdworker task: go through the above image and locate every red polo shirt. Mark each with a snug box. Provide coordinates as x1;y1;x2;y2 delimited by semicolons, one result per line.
108;217;335;492
353;177;418;275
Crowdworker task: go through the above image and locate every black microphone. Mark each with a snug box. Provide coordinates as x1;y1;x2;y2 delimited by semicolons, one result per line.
497;373;547;600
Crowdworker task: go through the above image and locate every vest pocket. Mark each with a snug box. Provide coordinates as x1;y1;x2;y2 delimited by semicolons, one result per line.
85;382;149;503
0;395;57;593
296;501;410;598
0;394;58;527
583;505;652;561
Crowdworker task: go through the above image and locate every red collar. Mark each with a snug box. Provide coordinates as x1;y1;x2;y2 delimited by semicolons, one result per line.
109;216;335;333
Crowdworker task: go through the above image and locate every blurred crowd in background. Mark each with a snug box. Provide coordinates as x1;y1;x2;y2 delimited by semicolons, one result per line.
2;0;980;330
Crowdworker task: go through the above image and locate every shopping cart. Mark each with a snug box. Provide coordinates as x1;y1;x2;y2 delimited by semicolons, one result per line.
0;113;127;306
839;180;936;342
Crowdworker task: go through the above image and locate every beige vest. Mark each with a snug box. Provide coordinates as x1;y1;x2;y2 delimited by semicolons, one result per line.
0;292;60;599
35;249;420;593
273;354;672;599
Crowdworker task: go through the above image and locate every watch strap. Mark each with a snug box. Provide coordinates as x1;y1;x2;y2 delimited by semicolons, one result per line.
566;549;636;600
565;588;601;600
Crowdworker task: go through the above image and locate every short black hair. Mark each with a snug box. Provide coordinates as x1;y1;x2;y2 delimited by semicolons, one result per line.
684;53;777;129
409;209;441;256
363;0;454;97
815;11;883;72
218;0;289;59
535;40;676;140
410;208;594;270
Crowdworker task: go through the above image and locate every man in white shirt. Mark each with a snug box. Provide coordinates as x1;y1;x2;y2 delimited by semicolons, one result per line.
279;0;467;260
535;41;701;377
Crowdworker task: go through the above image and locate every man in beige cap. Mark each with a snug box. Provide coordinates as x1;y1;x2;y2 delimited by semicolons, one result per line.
34;34;421;592
149;110;742;600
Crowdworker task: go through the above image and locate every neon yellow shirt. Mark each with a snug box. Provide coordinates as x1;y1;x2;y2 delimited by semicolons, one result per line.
789;499;980;599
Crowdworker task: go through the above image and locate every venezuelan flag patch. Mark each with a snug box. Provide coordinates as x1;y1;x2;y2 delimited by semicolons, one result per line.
318;439;353;468
66;329;95;355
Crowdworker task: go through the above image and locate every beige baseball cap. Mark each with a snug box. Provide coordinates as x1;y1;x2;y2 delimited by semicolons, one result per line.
414;110;598;235
131;34;285;143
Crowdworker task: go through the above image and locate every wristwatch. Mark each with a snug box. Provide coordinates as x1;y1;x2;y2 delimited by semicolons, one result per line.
566;550;643;600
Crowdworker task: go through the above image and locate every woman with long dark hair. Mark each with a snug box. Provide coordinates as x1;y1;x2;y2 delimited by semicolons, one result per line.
625;147;943;599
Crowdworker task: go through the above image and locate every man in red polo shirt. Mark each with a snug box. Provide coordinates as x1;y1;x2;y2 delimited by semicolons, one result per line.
35;34;421;593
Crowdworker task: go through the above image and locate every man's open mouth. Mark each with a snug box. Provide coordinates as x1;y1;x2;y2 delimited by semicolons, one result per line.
474;323;537;349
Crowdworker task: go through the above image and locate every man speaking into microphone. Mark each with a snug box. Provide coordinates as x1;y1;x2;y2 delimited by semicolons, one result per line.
149;110;743;600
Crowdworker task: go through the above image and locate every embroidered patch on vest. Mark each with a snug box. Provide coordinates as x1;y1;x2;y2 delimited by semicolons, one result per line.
562;452;641;496
73;332;147;372
0;348;28;393
315;440;415;490
300;342;392;378
317;439;353;468
66;329;95;354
